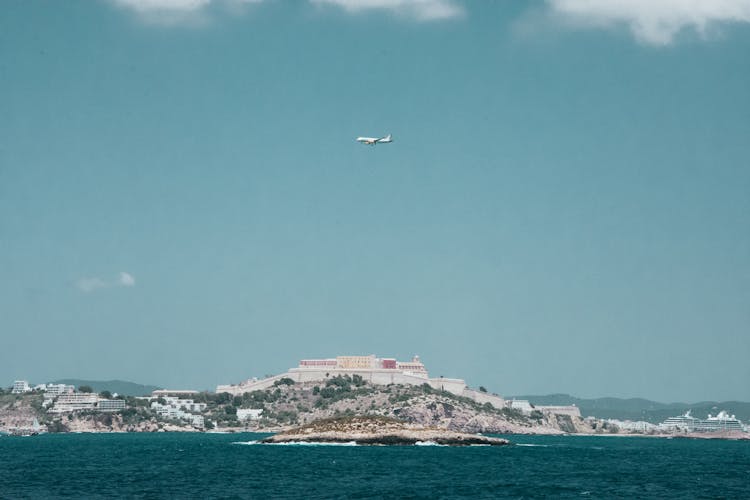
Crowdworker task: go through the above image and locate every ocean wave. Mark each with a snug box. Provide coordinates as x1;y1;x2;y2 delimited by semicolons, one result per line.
232;440;361;446
261;441;360;446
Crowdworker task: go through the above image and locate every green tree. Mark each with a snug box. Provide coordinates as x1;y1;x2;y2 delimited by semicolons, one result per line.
78;385;93;393
215;392;232;404
319;387;336;399
479;386;487;393
100;390;112;399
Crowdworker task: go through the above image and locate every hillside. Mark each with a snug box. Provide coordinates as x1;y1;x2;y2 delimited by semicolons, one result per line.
512;394;750;423
201;376;608;435
52;379;161;397
3;380;628;435
0;392;45;433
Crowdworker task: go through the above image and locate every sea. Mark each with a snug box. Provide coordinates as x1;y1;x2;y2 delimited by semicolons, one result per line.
1;433;748;498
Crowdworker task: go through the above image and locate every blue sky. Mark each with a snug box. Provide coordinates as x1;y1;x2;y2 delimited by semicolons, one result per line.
1;0;749;402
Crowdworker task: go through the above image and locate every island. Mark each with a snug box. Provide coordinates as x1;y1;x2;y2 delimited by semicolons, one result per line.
260;415;511;446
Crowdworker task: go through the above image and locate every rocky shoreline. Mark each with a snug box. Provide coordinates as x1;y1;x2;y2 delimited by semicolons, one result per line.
260;416;511;446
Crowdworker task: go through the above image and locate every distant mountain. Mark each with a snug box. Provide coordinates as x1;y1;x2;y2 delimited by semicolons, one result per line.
510;394;750;423
52;379;161;397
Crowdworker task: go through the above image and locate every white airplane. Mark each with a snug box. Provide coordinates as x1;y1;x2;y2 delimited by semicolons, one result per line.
356;134;393;145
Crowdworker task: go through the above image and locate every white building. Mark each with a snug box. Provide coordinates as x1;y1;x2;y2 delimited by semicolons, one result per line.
298;354;429;376
151;390;199;397
236;408;264;421
98;399;126;412
49;393;100;413
150;396;206;428
153;396;206;413
43;384;75;398
12;380;32;394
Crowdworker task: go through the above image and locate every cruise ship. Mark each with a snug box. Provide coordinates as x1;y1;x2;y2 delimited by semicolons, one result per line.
693;411;744;432
659;411;700;431
659;410;745;433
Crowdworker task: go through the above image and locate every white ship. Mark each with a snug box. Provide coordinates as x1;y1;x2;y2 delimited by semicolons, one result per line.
659;411;700;431
693;411;744;432
659;410;744;433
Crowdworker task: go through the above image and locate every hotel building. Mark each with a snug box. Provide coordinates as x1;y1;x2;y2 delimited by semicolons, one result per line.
12;380;32;394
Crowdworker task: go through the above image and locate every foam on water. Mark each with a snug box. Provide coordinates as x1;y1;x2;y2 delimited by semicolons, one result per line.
268;441;359;446
232;440;360;446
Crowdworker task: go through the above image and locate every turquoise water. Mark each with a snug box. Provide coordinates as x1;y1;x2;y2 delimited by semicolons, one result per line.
1;433;749;498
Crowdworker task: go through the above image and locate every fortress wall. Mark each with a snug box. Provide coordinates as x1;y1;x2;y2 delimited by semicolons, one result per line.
217;373;293;395
462;389;505;409
386;372;434;387
287;370;328;383
218;369;471;395
537;405;581;417
368;371;400;385
428;378;468;395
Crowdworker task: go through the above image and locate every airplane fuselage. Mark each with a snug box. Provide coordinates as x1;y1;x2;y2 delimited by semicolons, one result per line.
357;134;392;145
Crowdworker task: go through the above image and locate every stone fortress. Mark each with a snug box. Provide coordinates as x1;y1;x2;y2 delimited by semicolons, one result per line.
217;354;583;417
216;354;509;409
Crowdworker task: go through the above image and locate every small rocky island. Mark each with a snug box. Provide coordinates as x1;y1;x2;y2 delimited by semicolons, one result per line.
260;415;511;446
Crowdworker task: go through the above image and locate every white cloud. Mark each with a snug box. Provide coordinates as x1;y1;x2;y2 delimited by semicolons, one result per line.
545;0;750;45
112;0;463;24
76;272;136;293
76;277;109;293
111;0;263;26
119;272;136;287
309;0;464;21
113;0;213;11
